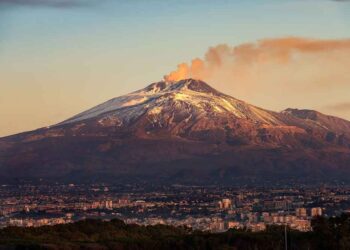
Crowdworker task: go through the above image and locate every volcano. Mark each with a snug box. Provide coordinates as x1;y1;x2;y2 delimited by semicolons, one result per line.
1;79;350;184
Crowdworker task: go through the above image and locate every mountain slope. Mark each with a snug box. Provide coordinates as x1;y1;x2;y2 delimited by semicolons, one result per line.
282;108;350;136
1;79;350;184
60;79;282;126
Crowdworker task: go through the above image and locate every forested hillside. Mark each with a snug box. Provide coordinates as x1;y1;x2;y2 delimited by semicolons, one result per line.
1;214;350;250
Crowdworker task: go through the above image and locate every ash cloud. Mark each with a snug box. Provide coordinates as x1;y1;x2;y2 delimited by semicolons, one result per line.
165;37;350;83
164;37;350;120
164;37;350;95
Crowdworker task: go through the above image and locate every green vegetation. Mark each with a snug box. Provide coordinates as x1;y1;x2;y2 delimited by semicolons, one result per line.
1;214;350;250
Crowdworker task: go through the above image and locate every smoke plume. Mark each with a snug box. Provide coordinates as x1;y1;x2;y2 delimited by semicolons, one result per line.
165;37;350;82
164;37;350;115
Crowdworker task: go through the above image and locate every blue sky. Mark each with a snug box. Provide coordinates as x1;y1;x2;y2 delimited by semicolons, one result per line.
1;0;350;136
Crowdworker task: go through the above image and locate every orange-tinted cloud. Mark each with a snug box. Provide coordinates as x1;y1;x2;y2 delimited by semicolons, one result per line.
165;37;350;83
164;37;350;120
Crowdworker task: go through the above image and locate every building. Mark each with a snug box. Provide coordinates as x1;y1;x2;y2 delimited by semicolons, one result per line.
218;198;232;209
210;218;225;232
247;222;266;232
311;207;322;217
227;221;242;230
292;219;311;232
295;208;307;217
104;200;113;210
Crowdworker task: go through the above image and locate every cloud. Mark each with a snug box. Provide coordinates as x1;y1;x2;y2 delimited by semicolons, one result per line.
164;37;350;96
0;0;98;8
164;37;350;119
325;102;350;111
165;37;350;83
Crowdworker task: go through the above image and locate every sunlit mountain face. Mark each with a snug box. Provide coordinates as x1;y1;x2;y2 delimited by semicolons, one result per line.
1;79;350;184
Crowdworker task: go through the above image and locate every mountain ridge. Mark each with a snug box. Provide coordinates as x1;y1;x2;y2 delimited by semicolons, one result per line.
1;79;350;184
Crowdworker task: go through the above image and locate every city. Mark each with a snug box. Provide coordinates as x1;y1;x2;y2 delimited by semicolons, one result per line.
1;0;350;248
1;183;349;232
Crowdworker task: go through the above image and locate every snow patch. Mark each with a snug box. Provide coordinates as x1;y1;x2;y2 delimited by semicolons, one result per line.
59;79;284;127
148;106;163;115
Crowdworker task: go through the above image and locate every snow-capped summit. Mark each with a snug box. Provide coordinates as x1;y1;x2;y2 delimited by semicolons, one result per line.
1;79;350;184
61;79;282;127
143;79;221;95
